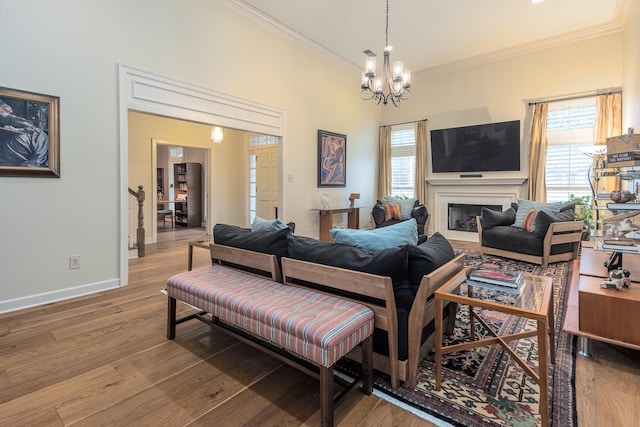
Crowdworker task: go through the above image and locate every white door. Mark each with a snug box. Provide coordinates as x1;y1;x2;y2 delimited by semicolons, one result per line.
248;143;279;223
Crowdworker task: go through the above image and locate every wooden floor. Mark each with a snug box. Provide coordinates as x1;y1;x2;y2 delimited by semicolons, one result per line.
1;232;639;426
0;230;435;427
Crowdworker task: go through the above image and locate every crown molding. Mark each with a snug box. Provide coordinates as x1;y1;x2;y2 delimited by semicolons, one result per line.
414;21;624;80
221;0;360;72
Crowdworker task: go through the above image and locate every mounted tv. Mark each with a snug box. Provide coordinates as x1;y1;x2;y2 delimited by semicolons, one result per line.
430;120;521;173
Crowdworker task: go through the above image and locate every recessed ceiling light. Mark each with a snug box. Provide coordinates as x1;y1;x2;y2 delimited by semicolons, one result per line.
532;0;544;3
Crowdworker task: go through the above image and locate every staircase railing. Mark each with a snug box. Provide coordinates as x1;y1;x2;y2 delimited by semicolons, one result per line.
128;185;145;257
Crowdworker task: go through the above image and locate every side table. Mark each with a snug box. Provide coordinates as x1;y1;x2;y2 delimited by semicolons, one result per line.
188;238;213;271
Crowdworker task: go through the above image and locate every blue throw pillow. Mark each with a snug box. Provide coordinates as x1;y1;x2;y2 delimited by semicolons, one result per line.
251;215;289;232
330;218;418;250
512;199;562;228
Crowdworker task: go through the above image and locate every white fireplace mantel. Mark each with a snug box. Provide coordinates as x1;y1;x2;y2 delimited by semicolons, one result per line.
427;177;528;186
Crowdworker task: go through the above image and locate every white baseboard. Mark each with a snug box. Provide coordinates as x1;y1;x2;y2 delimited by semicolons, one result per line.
0;278;122;314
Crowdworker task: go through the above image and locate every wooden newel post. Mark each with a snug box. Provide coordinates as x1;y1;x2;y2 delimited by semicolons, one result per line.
137;185;145;257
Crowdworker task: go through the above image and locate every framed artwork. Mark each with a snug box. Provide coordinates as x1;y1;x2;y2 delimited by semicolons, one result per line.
0;86;60;177
317;129;346;187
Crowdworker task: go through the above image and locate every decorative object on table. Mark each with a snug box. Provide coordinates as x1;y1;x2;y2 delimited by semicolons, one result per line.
601;267;631;290
606;129;639;168
321;192;330;210
348;192;360;208
609;189;635;203
0;86;60;177
359;0;411;107
317;129;346;187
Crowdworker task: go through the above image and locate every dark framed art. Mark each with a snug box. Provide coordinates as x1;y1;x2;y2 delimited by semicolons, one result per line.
317;129;346;187
0;86;60;177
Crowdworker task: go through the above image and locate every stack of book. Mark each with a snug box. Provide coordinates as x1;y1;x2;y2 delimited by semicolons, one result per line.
602;238;640;252
466;268;525;293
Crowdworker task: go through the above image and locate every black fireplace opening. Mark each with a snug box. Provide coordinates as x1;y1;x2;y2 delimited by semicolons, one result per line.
448;203;502;232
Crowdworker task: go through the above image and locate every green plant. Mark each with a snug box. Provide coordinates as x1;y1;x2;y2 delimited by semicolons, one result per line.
564;194;593;240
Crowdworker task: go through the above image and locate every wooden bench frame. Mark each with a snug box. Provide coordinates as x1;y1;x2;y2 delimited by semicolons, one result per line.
167;244;373;427
282;253;466;389
477;217;583;267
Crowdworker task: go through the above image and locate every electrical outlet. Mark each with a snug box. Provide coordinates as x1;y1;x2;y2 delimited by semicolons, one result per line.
69;256;81;269
287;174;294;183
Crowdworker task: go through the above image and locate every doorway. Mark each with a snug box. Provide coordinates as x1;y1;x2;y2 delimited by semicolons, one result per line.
248;138;279;223
119;65;285;286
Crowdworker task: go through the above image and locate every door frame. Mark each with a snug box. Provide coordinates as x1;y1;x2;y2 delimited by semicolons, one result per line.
118;65;285;286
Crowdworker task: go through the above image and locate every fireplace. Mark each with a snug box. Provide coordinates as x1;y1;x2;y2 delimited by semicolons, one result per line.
448;203;501;232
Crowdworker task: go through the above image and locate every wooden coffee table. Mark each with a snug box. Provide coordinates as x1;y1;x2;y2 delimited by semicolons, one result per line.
187;238;213;271
434;267;554;427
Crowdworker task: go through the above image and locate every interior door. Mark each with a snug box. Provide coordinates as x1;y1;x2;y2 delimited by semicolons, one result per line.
255;145;279;219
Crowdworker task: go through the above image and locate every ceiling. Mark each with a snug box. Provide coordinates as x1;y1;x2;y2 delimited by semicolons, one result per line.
235;0;627;76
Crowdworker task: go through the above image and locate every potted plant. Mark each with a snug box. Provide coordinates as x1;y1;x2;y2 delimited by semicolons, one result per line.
564;194;593;241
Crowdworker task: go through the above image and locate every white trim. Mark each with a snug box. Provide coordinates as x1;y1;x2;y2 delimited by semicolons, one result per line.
118;65;285;286
427;177;528;186
0;279;120;314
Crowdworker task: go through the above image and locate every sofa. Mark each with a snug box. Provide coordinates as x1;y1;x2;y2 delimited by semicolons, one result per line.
476;200;583;267
371;197;430;236
212;222;464;388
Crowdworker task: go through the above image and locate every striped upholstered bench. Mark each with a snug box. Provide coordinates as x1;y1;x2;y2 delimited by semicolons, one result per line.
166;244;374;427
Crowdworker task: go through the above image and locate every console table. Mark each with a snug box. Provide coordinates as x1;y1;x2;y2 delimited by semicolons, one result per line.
563;241;640;356
317;207;359;242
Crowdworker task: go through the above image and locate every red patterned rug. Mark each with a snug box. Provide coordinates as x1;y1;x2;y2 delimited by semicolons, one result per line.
357;252;576;426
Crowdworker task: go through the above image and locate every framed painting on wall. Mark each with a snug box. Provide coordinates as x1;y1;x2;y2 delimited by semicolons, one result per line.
0;86;60;177
317;129;346;187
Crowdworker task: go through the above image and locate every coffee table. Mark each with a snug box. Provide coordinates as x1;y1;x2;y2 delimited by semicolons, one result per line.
434;266;555;427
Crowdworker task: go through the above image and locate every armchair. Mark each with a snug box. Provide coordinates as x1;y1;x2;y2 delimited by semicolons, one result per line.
371;198;430;236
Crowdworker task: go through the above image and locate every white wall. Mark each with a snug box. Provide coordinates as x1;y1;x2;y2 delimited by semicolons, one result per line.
623;0;640;130
380;33;624;231
0;0;378;311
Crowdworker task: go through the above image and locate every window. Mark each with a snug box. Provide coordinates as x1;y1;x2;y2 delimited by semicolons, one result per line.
390;126;415;197
545;97;596;203
249;135;278;147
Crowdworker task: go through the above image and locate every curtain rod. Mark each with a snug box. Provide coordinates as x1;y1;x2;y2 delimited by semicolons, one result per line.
381;118;428;128
526;87;622;106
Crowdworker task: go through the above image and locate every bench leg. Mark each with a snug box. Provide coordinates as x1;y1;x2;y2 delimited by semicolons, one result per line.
167;296;176;340
320;365;334;427
361;336;373;395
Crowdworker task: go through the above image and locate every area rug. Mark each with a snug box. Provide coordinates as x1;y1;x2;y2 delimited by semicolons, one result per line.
362;252;576;427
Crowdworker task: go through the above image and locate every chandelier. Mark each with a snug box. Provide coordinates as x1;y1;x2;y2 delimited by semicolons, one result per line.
360;0;411;107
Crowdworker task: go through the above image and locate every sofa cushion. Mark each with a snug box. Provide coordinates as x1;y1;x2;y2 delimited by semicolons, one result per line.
513;199;562;228
482;225;544;256
251;216;289;232
407;232;456;290
372;200;387;225
533;209;575;239
213;224;290;264
286;235;412;309
330;218;418;250
481;206;516;230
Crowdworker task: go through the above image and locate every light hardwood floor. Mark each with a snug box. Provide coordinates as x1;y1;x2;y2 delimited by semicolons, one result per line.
1;233;638;426
0;231;435;427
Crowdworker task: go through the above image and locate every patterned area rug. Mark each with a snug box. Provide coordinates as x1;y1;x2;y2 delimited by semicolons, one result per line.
372;251;576;427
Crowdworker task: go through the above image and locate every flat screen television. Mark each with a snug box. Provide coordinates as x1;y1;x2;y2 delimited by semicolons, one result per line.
430;120;521;173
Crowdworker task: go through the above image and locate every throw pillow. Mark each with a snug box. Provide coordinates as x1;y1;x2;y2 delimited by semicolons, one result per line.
384;203;402;220
513;199;562;228
387;196;417;220
533;209;575;239
522;209;538;232
251;215;289;232
330;218;418;251
213;223;291;265
406;232;455;289
480;207;516;230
